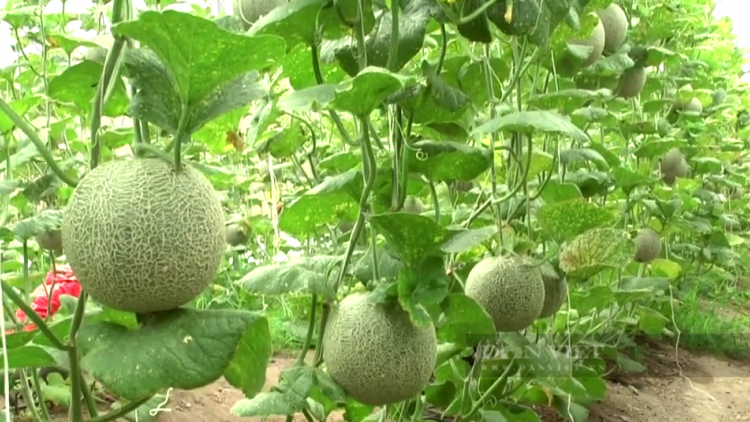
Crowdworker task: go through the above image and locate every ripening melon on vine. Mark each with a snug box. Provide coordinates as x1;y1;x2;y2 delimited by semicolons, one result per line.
634;228;661;263
231;0;286;28
660;148;689;183
553;16;606;76
596;3;628;54
464;255;545;332
537;261;567;319
403;196;424;214
615;66;647;98
322;291;437;406
62;158;226;314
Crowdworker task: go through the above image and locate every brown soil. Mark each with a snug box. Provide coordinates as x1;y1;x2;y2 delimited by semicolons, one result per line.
5;344;750;422
585;341;750;422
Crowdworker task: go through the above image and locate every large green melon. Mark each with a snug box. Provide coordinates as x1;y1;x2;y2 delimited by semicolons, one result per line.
62;158;226;314
322;291;437;406
464;255;545;332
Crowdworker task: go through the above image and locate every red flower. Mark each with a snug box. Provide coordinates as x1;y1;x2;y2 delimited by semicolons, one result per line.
6;265;82;334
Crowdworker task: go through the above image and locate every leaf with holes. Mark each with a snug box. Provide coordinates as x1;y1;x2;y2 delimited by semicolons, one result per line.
559;228;634;281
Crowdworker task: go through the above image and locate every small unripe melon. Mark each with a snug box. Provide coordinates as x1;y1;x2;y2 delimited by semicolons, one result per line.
257;161;281;182
36;230;63;252
322;291;437;406
597;3;628;53
62;158;226;314
568;19;606;68
538;263;567;319
683;97;702;113
403;196;424;214
660;148;688;179
226;225;248;246
634;228;661;263
616;67;647;98
464;256;545;332
232;0;286;26
451;180;474;192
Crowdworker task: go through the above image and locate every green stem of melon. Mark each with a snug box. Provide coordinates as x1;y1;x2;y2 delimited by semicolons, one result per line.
90;36;126;170
296;294;317;366
67;293;89;422
87;395;152;422
0;98;78;188
385;0;399;72
173;105;190;171
0;281;66;350
458;0;500;25
463;356;516;420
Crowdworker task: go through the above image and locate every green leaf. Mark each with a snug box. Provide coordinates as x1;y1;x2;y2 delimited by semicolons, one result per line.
124;49;267;135
48;61;129;117
353;247;404;283
422;60;470;112
232;391;303;417
539;181;583;203
332;67;411;116
278;84;337;112
47;33;99;56
40;373;72;407
559;148;609;170
114;10;285;104
437;293;496;345
0;95;43;133
537;200;617;243
236;257;339;300
113;394;166;422
332;1;429;76
440;226;497;254
472;111;589;143
368;212;447;266
611;166;654;194
80;308;272;401
528;89;610;110
257;121;309;158
559;228;635;281
278;170;360;235
0;345;57;368
407;140;493;182
248;0;368;48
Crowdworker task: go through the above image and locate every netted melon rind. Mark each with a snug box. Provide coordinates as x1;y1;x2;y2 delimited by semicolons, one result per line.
597;3;628;53
464;256;545;332
616;67;647;98
62;158;226;314
226;225;248;246
634;228;661;263
403;196;424;214
569;20;606;68
538;264;568;319
322;292;437;406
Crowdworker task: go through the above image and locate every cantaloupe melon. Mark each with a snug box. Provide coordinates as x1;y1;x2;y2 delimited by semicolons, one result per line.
660;148;688;179
226;225;248;246
62;158;226;314
232;0;286;27
464;256;545;332
322;291;437;406
616;66;647;98
403;196;424;214
683;97;703;113
634;228;661;263
538;262;567;319
568;19;606;68
597;3;628;53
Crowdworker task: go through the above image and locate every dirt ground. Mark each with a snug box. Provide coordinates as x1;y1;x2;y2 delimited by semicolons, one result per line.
6;343;750;422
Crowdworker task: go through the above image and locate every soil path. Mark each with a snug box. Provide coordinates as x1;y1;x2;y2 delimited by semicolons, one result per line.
6;345;750;421
586;342;750;422
156;344;750;422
